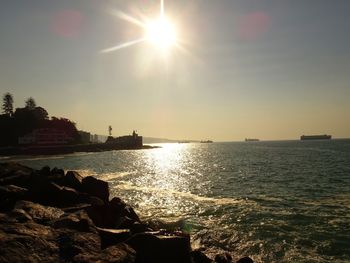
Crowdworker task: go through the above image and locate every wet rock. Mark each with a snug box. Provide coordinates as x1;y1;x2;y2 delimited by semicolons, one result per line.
126;232;191;263
97;228;131;249
236;256;254;263
191;249;213;263
65;170;83;191
215;253;232;263
14;200;64;223
82;176;109;203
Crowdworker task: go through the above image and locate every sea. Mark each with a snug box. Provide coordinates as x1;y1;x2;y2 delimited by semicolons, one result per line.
3;140;350;263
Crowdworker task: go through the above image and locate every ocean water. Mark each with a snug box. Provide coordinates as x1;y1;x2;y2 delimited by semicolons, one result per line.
5;140;350;263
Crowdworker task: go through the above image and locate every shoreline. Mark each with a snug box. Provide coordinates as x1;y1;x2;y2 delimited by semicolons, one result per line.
0;162;253;263
0;143;159;156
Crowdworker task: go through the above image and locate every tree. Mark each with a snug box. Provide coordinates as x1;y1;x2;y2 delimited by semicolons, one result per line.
2;93;14;116
25;97;36;110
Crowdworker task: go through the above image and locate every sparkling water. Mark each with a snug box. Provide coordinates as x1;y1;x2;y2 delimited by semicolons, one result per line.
6;140;350;262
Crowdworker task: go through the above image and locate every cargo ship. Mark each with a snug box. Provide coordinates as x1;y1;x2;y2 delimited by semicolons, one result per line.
245;138;259;142
300;135;332;140
200;140;213;143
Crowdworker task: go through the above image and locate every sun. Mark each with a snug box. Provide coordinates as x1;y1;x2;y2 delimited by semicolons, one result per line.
145;17;177;51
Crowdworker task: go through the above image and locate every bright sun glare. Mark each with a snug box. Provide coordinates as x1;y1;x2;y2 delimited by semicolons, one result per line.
101;0;184;56
145;17;177;50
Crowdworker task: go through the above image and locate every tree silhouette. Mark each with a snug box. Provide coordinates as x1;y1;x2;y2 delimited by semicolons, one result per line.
25;97;36;110
2;93;14;116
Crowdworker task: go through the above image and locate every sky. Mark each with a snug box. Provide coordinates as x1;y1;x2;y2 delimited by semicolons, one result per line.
1;0;350;141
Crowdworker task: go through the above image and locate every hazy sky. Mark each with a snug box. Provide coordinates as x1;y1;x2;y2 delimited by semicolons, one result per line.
1;0;350;141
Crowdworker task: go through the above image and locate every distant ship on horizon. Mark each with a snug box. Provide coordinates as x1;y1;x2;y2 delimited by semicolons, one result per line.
300;134;332;140
200;140;213;143
245;138;260;142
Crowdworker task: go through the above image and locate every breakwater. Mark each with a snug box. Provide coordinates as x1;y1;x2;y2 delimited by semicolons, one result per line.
0;162;253;263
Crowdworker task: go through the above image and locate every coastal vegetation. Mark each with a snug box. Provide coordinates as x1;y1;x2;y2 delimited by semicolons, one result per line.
0;93;80;147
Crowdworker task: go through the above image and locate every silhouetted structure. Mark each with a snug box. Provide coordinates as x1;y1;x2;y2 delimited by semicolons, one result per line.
106;130;142;147
18;128;73;145
0;94;80;147
78;130;91;144
300;135;331;140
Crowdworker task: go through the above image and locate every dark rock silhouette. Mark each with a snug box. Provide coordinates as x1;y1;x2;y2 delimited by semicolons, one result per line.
0;162;255;263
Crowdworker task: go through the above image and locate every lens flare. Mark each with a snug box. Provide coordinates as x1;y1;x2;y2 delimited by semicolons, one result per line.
145;17;177;50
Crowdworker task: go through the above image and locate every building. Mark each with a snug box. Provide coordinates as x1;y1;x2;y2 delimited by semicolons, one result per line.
18;128;73;145
78;130;91;144
105;130;143;147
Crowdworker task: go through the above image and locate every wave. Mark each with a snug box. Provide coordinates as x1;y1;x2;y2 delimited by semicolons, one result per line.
114;182;251;206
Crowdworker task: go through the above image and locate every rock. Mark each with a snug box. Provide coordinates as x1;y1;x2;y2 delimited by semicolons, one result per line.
236;257;254;263
97;228;131;249
49;167;65;184
0;184;28;199
39;166;51;177
86;198;141;229
0;185;29;211
65;171;83;191
0;162;34;187
87;196;105;206
51;167;64;177
129;222;152;234
57;230;101;262
10;208;33;222
41;183;86;207
0;219;60;262
14;200;64;223
82;176;109;203
215;253;232;263
126;232;191;263
191;250;213;263
52;210;96;233
73;243;136;263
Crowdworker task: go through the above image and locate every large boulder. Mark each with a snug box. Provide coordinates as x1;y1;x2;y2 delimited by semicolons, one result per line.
64;171;83;191
236;257;254;263
73;243;136;263
14;200;64;223
191;250;213;263
86;197;141;229
52;210;96;233
0;219;60;262
215;253;232;263
97;228;131;249
126;232;191;263
82;176;109;203
0;185;29;211
0;162;34;187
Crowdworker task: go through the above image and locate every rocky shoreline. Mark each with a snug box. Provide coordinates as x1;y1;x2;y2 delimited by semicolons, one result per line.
0;144;158;156
0;162;253;263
